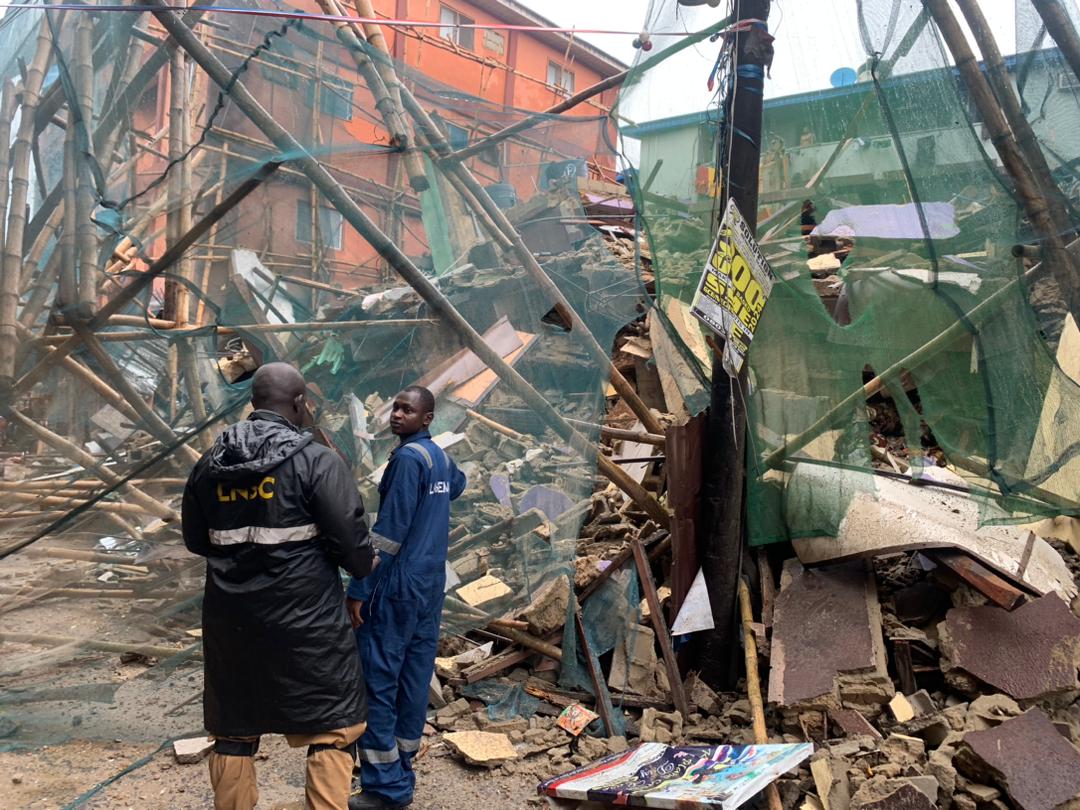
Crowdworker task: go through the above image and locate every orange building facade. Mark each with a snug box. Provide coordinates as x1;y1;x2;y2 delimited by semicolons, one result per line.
136;0;626;302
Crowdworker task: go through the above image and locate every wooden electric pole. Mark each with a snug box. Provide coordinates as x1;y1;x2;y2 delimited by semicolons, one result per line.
697;0;771;689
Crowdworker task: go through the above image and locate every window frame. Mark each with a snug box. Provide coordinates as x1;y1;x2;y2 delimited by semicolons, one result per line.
439;5;475;51
296;199;344;251
546;61;575;95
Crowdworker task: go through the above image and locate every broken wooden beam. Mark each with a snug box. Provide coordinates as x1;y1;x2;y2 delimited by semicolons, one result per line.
632;535;690;719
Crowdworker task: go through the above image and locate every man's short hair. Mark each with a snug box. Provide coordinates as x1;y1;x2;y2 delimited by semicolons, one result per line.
401;385;435;414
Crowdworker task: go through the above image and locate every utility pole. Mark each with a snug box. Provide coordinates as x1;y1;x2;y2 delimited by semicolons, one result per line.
697;0;771;689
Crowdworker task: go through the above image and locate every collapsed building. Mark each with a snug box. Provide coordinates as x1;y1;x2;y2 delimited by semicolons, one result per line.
4;0;1080;808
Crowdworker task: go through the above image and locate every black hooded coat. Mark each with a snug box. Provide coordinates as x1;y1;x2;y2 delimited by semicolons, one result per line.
182;410;375;736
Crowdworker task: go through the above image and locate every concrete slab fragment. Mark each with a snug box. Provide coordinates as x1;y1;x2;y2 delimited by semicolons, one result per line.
789;465;1076;601
939;594;1080;700
958;710;1080;810
769;560;891;707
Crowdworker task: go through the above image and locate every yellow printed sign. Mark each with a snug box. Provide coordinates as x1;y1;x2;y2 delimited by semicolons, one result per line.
690;199;775;376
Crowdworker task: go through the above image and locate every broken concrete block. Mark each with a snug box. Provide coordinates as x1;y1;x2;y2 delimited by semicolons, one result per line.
442;731;519;768
906;690;936;717
939;595;1080;701
850;778;937;810
956;709;1080;810
963;694;1022;731
879;734;926;767
456;574;512;607
830;708;883;740
173;736;213;764
889;694;916;724
789;464;1077;601
928;748;957;810
769;560;893;709
609;623;663;697
964;783;1001;803
686;672;723;715
518;576;569;636
638;708;683;744
811;753;852;810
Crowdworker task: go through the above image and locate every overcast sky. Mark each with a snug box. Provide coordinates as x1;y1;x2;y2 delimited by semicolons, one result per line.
529;0;1019;118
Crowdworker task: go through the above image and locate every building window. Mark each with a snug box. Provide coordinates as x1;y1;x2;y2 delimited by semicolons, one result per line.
439;6;475;50
260;41;301;89
547;61;575;95
445;122;469;150
296;199;343;251
314;74;354;121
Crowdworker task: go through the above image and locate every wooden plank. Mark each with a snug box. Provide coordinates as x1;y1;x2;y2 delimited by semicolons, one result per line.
930;549;1026;610
573;595;615;737
631;535;690;718
893;639;917;696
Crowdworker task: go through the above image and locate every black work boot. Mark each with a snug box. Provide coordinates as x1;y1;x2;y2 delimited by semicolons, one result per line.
348;791;412;809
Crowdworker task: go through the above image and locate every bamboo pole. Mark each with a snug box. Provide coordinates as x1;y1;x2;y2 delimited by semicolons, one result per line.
0;632;198;660
0;478;187;491
74;14;98;311
313;0;428;191
31;318;440;344
3;491;160;517
955;0;1075;237
149;2;672;526
59;104;79;308
925;0;1080;322
738;578;782;810
1;20;52;378
4;409;177;521
0;82;14;257
1031;0;1080;87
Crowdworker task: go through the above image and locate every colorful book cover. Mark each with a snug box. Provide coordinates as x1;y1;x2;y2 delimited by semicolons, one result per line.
538;742;813;809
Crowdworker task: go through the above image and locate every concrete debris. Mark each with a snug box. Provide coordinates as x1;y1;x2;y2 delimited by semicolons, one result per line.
455;574;513;607
686;672;723;716
830;708;883;740
609;623;665;698
889;694;916;724
769;559;893;709
789;465;1078;601
517;575;569;636
938;594;1080;700
638;708;683;744
811;753;852;810
442;731;520;768
173;736;214;764
850;778;938;810
956;709;1080;810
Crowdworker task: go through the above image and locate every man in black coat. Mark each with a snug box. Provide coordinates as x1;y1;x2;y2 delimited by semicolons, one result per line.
182;362;378;810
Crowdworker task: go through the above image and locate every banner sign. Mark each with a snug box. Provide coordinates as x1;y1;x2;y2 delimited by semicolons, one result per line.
690;199;775;377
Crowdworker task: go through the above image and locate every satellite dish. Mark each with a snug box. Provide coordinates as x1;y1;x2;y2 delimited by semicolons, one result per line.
830;67;858;87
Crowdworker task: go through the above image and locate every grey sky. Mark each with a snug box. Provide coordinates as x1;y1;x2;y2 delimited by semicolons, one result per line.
529;0;1018;118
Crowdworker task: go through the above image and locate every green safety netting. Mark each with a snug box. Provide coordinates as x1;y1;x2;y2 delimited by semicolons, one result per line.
617;0;1080;548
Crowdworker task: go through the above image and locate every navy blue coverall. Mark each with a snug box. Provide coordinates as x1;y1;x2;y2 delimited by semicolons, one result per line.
347;430;466;805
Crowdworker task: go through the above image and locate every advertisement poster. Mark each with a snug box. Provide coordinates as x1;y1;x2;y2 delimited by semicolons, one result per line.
538;742;813;809
690;199;776;377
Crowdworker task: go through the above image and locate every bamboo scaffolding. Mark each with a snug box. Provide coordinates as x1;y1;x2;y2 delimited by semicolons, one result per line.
955;0;1075;237
12;160;280;397
1032;0;1080;87
74;14;99;310
0;82;13;258
73;324;202;468
324;10;662;436
925;0;1080;322
0;19;53;379
60;104;79;309
149;2;671;528
4;408;176;521
313;0;428;192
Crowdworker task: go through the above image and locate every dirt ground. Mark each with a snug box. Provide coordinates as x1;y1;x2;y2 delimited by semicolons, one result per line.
0;546;552;810
0;735;547;809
